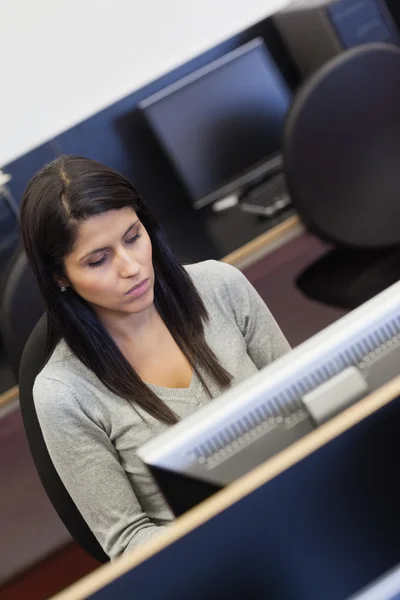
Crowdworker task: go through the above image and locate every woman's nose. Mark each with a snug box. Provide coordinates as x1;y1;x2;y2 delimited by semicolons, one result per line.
118;249;140;278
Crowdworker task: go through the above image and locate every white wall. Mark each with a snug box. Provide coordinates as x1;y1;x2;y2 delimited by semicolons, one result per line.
0;0;289;167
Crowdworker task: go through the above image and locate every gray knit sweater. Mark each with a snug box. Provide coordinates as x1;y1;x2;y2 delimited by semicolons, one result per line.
33;260;290;558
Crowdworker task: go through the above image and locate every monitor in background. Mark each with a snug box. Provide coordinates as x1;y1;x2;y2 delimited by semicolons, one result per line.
138;38;292;209
138;279;400;516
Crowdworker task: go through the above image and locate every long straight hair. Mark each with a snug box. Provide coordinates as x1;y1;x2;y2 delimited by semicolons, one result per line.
20;156;231;424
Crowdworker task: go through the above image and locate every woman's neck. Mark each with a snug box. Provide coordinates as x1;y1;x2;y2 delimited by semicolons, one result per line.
96;303;160;345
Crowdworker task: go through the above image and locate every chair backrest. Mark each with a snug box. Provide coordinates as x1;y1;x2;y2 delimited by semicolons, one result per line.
0;242;20;364
0;249;45;379
283;43;400;250
18;315;109;563
0;189;19;278
0;235;19;291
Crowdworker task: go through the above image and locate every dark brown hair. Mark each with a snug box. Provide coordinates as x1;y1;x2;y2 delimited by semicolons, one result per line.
20;156;231;424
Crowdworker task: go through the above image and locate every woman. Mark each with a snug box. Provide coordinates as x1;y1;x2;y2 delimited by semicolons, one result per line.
20;156;290;559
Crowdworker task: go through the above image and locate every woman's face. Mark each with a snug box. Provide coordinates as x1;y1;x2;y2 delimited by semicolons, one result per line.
62;207;155;318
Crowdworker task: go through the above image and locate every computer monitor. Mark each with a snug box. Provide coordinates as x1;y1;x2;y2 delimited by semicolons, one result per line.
138;38;292;209
137;279;400;515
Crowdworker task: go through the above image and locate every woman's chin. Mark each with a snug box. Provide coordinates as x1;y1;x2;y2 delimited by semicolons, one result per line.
124;289;154;314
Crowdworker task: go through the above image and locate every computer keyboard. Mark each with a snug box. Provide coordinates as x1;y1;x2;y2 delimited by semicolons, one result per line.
240;172;292;217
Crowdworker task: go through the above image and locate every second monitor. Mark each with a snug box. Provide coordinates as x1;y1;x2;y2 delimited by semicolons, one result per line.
138;38;292;209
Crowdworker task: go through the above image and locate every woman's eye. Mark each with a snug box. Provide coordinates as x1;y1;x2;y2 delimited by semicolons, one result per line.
87;233;140;268
88;256;107;269
125;233;141;245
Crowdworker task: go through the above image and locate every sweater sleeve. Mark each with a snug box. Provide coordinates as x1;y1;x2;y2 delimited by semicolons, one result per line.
33;376;165;559
221;262;290;369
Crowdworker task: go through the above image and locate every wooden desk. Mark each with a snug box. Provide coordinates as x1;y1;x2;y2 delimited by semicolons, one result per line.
0;214;302;410
52;377;400;600
0;385;19;409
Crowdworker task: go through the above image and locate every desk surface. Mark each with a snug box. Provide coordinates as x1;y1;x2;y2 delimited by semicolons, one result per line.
0;214;302;410
164;204;298;265
52;377;400;600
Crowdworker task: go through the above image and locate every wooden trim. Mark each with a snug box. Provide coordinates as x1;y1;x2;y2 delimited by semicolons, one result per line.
222;214;301;266
51;377;400;600
0;385;18;408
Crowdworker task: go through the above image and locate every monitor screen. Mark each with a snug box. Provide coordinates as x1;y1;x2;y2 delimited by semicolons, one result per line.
139;38;292;208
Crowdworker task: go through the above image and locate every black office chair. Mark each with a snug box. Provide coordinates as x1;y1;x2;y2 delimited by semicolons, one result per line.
0;242;20;390
19;315;109;563
0;249;46;379
283;42;400;309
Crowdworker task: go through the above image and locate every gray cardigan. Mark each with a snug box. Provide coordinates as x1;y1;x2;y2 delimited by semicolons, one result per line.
33;260;290;558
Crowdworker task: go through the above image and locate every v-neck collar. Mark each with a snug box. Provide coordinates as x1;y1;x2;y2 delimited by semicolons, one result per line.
145;368;201;399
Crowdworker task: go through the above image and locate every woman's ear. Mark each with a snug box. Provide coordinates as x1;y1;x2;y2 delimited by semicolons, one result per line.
53;269;70;291
55;277;70;290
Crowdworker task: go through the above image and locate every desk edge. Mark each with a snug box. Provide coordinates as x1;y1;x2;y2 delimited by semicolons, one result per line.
0;385;18;408
222;214;301;266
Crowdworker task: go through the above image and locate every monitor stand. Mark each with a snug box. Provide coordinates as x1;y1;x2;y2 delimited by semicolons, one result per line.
211;194;239;213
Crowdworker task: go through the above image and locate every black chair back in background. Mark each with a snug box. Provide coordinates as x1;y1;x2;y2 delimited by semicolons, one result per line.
283;42;400;309
0;249;45;380
18;315;109;563
0;244;21;391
